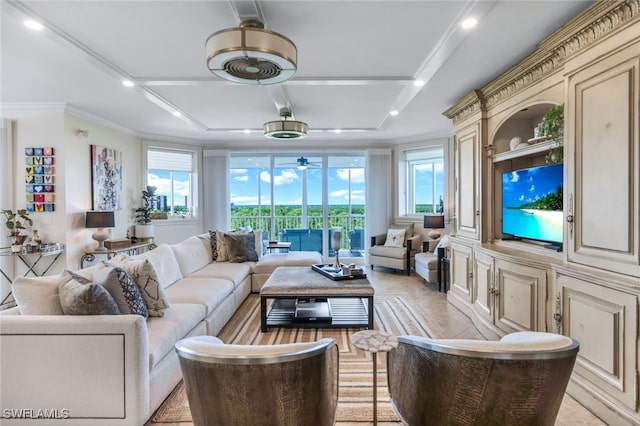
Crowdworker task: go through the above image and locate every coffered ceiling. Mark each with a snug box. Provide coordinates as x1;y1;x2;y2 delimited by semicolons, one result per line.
0;1;594;148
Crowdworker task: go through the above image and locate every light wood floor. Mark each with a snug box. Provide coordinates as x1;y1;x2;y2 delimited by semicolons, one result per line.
147;267;606;426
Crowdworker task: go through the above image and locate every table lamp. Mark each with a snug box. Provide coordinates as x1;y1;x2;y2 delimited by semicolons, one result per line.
86;210;115;252
424;214;445;240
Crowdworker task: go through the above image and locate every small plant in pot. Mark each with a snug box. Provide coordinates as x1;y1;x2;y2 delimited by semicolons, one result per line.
135;186;157;240
538;104;564;141
2;209;33;252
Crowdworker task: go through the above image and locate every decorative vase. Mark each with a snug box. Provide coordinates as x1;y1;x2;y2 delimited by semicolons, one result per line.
332;228;342;268
11;234;27;253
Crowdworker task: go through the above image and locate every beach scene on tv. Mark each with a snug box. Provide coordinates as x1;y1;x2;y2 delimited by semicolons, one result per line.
502;163;563;244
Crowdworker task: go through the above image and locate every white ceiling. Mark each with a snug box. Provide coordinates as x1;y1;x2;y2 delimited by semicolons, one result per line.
1;0;594;148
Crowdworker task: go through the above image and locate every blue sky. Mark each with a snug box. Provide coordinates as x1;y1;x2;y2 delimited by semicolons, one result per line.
502;164;563;208
230;167;365;205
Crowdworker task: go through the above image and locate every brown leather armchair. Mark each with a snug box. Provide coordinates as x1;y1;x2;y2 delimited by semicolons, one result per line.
175;336;339;426
369;223;421;275
387;332;579;425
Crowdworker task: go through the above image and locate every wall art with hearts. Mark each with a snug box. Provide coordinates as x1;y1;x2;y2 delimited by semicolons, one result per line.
24;147;56;212
91;144;122;211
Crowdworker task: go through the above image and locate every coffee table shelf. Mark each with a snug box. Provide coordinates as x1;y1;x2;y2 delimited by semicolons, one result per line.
265;297;370;330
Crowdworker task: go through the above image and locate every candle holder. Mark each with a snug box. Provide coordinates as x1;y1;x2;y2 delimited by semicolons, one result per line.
332;227;342;269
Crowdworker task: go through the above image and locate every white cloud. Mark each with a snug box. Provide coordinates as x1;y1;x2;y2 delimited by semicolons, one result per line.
230;194;270;205
148;173;190;197
336;168;364;183
260;169;298;186
330;189;349;198
233;175;249;182
529;184;535;192
329;189;365;202
510;171;519;183
519;195;525;201
230;169;248;174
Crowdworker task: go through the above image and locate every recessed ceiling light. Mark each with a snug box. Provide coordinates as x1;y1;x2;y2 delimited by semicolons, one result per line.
243;129;251;134
390;110;399;116
122;80;134;87
414;80;425;87
173;111;182;117
333;129;342;133
461;18;478;29
24;20;44;31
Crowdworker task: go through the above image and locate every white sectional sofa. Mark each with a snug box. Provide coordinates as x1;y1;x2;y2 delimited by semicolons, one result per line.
0;232;321;425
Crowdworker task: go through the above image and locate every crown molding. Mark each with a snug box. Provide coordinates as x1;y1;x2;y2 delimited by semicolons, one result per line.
443;0;640;124
0;102;67;114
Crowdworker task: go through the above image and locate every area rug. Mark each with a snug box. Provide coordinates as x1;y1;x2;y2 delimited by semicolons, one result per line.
151;293;433;423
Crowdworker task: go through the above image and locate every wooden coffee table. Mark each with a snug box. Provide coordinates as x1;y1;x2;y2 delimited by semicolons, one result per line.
260;266;374;332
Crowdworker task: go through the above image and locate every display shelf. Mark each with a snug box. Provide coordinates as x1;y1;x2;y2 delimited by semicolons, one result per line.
492;139;562;163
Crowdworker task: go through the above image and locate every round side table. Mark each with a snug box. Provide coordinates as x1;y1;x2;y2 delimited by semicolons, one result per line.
350;330;398;425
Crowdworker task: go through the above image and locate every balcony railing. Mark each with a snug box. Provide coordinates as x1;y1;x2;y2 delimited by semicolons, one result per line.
230;214;365;255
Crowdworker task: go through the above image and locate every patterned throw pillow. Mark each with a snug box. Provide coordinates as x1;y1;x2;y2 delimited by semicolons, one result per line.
58;273;120;315
106;258;169;317
208;230;219;260
215;230;231;262
384;228;406;248
223;231;259;263
91;262;149;318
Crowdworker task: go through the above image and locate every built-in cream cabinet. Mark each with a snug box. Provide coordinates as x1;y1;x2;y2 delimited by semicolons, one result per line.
444;2;640;423
565;40;640;278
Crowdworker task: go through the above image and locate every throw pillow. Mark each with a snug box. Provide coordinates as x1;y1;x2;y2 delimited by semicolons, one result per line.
435;234;451;252
223;231;259;263
215;230;231;262
12;275;64;315
390;222;414;246
106;258;169;317
384;228;406;248
208;230;218;260
91;262;148;318
58;277;121;315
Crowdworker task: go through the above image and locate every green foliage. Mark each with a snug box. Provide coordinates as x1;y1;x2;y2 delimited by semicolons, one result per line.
539;105;564;141
519;186;563;211
1;209;33;235
135;185;158;225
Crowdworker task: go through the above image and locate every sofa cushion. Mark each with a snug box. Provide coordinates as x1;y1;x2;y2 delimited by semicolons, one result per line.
369;245;407;259
136;244;183;289
171;236;211;276
165;277;234;316
12;275;64;315
197;232;214;261
253;252;322;275
58;276;121;315
107;257;170;317
188;262;252;288
146;302;206;370
223;231;259;263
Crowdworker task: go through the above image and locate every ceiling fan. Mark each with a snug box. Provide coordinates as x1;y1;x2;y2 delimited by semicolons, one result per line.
278;156;321;170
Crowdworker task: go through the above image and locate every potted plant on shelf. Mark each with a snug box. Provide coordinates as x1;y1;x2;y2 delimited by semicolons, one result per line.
135;186;157;240
538;104;564;141
2;209;33;252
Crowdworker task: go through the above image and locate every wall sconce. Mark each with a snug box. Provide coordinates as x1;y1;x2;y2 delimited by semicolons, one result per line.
76;129;89;137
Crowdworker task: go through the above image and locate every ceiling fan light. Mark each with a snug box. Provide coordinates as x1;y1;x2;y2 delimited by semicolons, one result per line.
263;119;308;140
206;20;297;85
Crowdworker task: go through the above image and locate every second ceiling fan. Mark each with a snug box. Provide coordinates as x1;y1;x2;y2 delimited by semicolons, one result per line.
278;156;321;170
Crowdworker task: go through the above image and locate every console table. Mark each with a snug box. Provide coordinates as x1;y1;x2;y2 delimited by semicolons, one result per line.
0;246;65;309
80;242;155;268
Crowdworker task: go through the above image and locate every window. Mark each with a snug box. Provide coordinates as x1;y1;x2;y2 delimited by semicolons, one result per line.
405;146;444;215
146;147;197;219
230;153;365;256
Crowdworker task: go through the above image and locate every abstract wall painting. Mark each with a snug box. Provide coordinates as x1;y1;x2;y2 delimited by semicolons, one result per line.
91;145;122;211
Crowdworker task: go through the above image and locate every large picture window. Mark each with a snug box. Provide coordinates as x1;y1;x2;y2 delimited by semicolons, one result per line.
230;153;365;256
146;147;197;219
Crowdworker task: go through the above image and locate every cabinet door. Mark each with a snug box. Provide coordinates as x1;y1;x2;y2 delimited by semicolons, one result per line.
556;271;637;411
494;260;547;333
566;44;640;277
455;125;480;240
449;241;473;305
473;250;494;326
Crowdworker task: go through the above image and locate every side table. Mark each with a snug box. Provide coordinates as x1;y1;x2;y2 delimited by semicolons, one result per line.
80;241;155;268
350;330;398;425
437;247;450;292
0;247;65;309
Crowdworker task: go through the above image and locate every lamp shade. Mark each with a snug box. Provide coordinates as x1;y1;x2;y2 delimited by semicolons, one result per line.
424;214;445;229
86;211;115;228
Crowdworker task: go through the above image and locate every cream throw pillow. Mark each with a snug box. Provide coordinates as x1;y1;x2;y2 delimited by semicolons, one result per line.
384;228;406;248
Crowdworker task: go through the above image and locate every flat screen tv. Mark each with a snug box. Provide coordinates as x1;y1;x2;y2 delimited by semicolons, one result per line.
502;163;563;249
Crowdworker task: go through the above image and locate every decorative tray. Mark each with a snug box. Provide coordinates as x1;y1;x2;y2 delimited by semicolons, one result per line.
312;264;367;281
